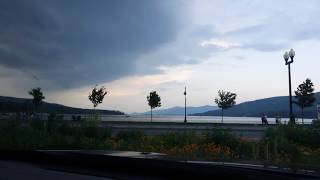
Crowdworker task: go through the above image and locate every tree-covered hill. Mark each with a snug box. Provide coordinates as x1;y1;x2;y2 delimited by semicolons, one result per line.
0;96;124;115
193;93;320;118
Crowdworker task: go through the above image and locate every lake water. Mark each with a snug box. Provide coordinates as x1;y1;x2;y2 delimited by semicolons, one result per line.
64;114;314;125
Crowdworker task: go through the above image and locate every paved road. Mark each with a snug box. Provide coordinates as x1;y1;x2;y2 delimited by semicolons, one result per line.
0;160;114;180
99;121;269;139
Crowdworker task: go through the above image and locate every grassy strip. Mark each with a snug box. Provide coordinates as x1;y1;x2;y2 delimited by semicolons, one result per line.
0;117;319;170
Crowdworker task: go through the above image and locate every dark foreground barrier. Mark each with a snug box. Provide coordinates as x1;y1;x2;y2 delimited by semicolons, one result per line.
0;150;318;180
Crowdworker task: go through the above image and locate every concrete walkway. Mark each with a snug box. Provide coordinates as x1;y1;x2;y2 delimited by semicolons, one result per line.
99;121;270;139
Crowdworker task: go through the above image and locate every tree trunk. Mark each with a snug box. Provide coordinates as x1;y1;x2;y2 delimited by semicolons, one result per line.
34;105;37;119
151;107;153;123
221;109;224;124
93;106;96;120
301;107;304;124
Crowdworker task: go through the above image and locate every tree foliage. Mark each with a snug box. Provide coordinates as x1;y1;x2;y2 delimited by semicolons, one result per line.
294;78;316;122
214;90;237;123
28;87;45;109
147;91;161;122
88;86;108;109
147;91;161;109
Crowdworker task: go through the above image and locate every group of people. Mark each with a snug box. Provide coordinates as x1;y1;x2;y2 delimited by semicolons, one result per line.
261;113;282;125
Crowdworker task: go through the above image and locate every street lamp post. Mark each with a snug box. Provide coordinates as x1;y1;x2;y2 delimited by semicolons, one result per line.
184;86;187;123
283;49;295;124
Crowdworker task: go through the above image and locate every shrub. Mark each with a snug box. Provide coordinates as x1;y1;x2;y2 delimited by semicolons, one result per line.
160;131;199;147
264;125;307;163
116;130;145;141
237;140;255;159
265;124;320;149
29;118;45;131
203;128;239;149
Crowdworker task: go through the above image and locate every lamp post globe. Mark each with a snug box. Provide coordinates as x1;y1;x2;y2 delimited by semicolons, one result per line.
283;51;289;64
289;48;295;61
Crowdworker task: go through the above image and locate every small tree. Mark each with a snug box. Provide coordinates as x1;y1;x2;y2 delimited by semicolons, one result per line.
88;86;108;111
214;90;237;123
294;78;316;124
147;91;161;122
29;87;45;113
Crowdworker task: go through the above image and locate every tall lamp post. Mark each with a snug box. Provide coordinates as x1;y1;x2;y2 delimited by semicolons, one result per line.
184;86;187;123
283;48;295;124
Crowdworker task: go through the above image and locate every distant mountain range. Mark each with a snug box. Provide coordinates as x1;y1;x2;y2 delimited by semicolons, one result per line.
139;105;218;115
0;96;124;115
193;92;320;119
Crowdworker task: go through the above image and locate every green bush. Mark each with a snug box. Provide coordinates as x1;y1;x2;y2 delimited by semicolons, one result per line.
116;131;144;141
237;140;255;159
29;118;45;131
1;118;320;167
262;125;320;164
203;128;239;149
159;131;199;147
265;124;320;148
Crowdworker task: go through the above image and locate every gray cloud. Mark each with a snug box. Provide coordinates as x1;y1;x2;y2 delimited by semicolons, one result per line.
221;11;320;52
0;0;182;89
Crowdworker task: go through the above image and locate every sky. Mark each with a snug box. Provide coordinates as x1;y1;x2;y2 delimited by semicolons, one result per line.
1;0;320;113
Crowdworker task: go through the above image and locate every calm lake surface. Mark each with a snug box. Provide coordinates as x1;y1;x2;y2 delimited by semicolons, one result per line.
64;115;313;125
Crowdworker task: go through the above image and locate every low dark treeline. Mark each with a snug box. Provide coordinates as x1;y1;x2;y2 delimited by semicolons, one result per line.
0;96;124;115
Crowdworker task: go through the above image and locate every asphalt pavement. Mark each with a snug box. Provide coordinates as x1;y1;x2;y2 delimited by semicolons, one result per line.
99;121;269;139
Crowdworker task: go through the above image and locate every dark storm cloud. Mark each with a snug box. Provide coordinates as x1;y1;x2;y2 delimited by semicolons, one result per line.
0;0;181;88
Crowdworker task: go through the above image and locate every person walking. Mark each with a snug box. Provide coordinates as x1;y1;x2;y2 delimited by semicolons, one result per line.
275;114;281;124
261;113;268;125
